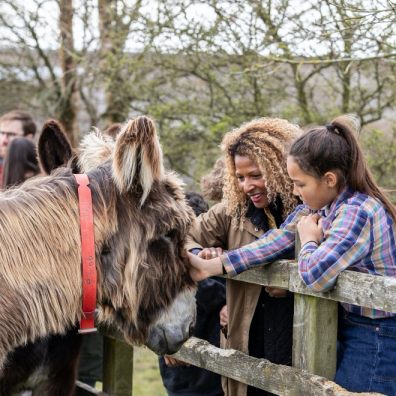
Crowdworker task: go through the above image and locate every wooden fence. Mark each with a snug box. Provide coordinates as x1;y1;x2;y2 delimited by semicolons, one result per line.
79;254;396;396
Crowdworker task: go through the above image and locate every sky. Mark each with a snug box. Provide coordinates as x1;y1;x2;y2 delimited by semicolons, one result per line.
0;0;394;58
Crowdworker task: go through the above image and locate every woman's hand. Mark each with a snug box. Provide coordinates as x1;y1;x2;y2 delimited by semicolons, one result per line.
265;287;288;298
198;247;223;259
297;213;323;246
164;355;189;367
219;304;228;327
187;252;223;281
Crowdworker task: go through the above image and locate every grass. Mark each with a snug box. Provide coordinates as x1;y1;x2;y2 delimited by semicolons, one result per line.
132;347;167;396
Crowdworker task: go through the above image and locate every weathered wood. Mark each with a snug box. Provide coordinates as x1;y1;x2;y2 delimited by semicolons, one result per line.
291;234;337;379
292;294;338;379
76;380;108;395
102;337;133;396
173;337;383;396
231;260;290;289
231;261;396;313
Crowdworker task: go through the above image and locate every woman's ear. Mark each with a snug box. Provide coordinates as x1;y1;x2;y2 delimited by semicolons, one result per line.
323;171;338;189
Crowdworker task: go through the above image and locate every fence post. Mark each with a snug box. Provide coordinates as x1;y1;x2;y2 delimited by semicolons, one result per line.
102;336;134;396
292;236;338;379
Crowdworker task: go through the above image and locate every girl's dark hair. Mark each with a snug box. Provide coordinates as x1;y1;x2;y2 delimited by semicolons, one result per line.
2;137;40;188
289;115;396;221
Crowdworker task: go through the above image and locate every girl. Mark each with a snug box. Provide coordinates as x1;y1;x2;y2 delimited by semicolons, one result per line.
187;118;301;396
188;115;396;395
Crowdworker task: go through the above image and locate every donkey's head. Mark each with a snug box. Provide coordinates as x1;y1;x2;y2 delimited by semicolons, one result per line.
39;117;196;355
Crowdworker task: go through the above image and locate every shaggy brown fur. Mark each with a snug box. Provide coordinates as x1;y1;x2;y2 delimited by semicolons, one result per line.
0;116;195;371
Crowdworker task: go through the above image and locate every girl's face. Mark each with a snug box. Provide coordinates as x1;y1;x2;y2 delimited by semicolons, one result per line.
234;155;268;208
287;156;338;210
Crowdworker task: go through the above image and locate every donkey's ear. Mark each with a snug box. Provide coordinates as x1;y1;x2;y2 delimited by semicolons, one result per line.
112;116;164;205
38;120;73;174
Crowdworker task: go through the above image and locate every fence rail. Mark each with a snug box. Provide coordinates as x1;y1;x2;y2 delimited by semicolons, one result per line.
232;260;396;312
90;257;395;395
173;337;382;396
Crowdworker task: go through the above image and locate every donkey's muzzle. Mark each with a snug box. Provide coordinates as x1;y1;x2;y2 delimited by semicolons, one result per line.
145;289;196;355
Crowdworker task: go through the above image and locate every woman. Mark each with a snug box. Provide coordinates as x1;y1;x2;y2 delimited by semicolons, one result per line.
186;118;301;396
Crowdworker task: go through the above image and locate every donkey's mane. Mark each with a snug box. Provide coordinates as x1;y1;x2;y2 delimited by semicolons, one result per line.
78;131;114;172
0;171;82;342
0;166;113;342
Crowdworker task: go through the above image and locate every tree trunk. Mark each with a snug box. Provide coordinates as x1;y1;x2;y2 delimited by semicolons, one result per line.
59;0;79;147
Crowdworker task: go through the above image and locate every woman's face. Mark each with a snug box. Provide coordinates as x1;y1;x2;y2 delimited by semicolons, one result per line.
234;155;268;208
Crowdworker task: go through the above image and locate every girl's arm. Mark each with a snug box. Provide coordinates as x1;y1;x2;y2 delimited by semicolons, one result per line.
188;206;307;280
299;204;371;292
221;206;307;275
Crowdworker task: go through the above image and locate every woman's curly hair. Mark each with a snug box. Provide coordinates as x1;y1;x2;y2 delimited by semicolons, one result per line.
221;118;301;222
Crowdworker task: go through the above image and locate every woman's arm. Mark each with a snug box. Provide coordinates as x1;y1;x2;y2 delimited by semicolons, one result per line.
185;202;230;251
188;253;223;281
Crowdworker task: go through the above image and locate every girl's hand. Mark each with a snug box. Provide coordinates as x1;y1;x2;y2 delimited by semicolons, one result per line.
198;247;223;259
187;252;223;281
297;214;323;245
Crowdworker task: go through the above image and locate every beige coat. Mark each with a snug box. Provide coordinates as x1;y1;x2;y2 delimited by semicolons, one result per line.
186;202;264;396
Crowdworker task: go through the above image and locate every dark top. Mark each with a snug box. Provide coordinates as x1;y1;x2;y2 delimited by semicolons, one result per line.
246;200;294;396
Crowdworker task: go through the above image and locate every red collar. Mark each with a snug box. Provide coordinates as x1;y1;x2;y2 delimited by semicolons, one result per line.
74;174;97;333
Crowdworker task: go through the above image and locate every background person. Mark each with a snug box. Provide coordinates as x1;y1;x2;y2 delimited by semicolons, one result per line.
0;110;36;184
201;157;225;203
2;136;40;188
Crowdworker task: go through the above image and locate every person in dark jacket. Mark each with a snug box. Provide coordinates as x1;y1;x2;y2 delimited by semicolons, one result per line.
159;191;226;396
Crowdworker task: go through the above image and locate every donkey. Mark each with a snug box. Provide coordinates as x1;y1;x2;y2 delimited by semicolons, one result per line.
0;116;196;391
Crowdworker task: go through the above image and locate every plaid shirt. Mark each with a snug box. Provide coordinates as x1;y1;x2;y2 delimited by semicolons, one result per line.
222;188;396;318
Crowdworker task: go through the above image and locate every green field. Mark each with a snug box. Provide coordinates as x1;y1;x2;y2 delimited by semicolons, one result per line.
133;347;167;396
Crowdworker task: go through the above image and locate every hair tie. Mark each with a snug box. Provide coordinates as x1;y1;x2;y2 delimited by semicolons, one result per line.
325;124;340;135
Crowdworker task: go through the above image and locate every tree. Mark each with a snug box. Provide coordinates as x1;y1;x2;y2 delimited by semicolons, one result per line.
0;0;395;187
0;0;80;144
59;0;79;146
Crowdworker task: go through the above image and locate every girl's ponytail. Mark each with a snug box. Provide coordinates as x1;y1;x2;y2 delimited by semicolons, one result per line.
331;115;396;222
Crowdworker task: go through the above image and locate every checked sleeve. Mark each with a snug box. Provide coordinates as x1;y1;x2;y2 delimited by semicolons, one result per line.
221;205;308;276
